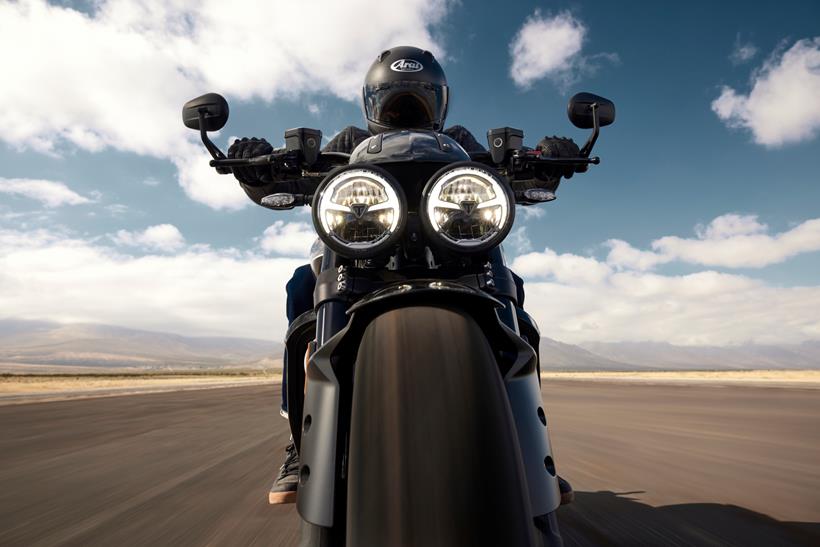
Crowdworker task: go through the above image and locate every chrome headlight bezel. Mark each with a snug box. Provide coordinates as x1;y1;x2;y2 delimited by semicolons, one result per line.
420;162;515;253
311;164;407;258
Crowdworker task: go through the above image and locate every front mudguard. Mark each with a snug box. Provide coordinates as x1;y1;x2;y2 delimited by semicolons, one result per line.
296;281;561;528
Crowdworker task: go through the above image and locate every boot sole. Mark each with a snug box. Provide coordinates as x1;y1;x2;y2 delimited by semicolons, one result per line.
268;490;298;505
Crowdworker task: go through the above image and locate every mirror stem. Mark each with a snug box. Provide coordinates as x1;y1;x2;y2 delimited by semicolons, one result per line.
198;109;227;160
579;103;600;158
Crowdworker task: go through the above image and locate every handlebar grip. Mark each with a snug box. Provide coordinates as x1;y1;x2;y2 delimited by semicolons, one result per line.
209;154;275;168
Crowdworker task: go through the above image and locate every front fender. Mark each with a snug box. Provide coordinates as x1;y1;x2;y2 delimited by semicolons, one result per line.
296;280;561;527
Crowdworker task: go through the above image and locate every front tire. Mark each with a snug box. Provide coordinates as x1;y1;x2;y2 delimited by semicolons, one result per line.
346;306;537;547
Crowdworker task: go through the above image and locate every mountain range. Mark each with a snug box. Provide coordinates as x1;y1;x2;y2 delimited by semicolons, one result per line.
0;318;283;372
1;318;817;372
574;340;820;371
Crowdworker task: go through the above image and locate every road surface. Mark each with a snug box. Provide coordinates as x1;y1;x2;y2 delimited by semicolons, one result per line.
1;381;818;546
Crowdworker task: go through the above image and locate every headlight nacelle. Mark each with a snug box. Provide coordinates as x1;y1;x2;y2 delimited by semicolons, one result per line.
421;162;515;252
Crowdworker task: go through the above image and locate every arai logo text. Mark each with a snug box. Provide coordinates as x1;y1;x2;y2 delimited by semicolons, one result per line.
390;59;423;72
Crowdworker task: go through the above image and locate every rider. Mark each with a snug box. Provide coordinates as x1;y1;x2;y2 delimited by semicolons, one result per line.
227;46;578;506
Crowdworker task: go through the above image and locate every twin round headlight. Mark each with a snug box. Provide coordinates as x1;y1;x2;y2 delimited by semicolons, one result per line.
421;163;515;252
311;166;406;258
312;162;514;257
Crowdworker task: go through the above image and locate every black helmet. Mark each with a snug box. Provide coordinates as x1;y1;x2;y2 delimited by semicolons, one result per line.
362;46;449;134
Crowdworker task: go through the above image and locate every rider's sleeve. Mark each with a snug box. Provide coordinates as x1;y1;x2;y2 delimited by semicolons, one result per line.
442;125;486;154
323;126;371;153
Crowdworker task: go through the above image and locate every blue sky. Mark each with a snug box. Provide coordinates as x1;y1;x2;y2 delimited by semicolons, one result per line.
0;0;818;345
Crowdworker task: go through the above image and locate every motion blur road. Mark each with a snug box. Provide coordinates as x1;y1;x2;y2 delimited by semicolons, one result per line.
1;381;818;546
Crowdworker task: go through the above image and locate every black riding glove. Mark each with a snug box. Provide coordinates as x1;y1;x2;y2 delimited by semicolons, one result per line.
227;137;274;185
536;136;586;180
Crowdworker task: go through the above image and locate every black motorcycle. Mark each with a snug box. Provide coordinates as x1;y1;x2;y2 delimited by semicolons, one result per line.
182;91;615;547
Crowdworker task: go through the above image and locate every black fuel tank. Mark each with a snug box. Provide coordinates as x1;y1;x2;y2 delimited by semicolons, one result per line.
349;130;470;165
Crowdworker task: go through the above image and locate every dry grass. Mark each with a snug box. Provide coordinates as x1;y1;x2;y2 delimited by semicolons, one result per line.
0;371;281;397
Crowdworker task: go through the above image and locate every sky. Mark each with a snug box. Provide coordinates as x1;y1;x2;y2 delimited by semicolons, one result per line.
0;0;819;345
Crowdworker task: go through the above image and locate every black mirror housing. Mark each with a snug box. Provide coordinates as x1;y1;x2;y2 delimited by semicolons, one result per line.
567;92;615;129
182;93;229;132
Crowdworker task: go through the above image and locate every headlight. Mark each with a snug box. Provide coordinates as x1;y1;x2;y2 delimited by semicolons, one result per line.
421;162;515;252
311;165;406;258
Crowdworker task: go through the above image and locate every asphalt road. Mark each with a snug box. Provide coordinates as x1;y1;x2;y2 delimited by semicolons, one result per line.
1;381;818;546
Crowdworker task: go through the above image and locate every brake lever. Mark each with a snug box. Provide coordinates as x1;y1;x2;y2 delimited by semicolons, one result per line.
515;150;600;165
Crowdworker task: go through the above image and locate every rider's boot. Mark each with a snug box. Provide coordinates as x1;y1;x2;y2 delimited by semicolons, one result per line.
269;342;312;505
558;475;574;505
268;437;299;504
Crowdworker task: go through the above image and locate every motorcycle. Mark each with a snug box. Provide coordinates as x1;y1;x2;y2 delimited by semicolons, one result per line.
182;91;615;547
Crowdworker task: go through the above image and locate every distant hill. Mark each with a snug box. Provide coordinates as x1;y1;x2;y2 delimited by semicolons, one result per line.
538;337;640;371
578;340;820;370
2;318;817;373
0;319;283;372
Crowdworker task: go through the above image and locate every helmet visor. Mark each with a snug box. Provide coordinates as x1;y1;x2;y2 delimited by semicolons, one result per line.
364;81;448;130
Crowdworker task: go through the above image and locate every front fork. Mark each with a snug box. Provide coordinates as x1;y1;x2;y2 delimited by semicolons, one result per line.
488;251;563;515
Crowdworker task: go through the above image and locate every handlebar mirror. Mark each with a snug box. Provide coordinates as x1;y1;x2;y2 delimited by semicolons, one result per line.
567;92;615;129
182;93;229;132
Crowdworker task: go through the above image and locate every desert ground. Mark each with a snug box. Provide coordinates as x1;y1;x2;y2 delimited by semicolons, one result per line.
0;372;279;405
0;379;818;546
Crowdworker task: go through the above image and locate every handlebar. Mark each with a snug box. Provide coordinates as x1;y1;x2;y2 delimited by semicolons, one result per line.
469;150;599;171
209;150;351;170
207;142;598;214
212;150;596;170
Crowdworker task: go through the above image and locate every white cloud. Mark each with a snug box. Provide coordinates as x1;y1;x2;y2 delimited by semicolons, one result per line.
505;226;532;254
516;205;546;220
712;37;820;147
259;221;316;257
105;204;130;216
0;227;303;339
510;213;820;344
111;224;186;252
513;248;612;285
0;177;92;207
606;214;820;270
695;213;766;239
513;246;820;346
508;10;616;89
605;238;668;271
0;0;452;209
3;210;820;345
730;36;758;65
521;268;820;345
